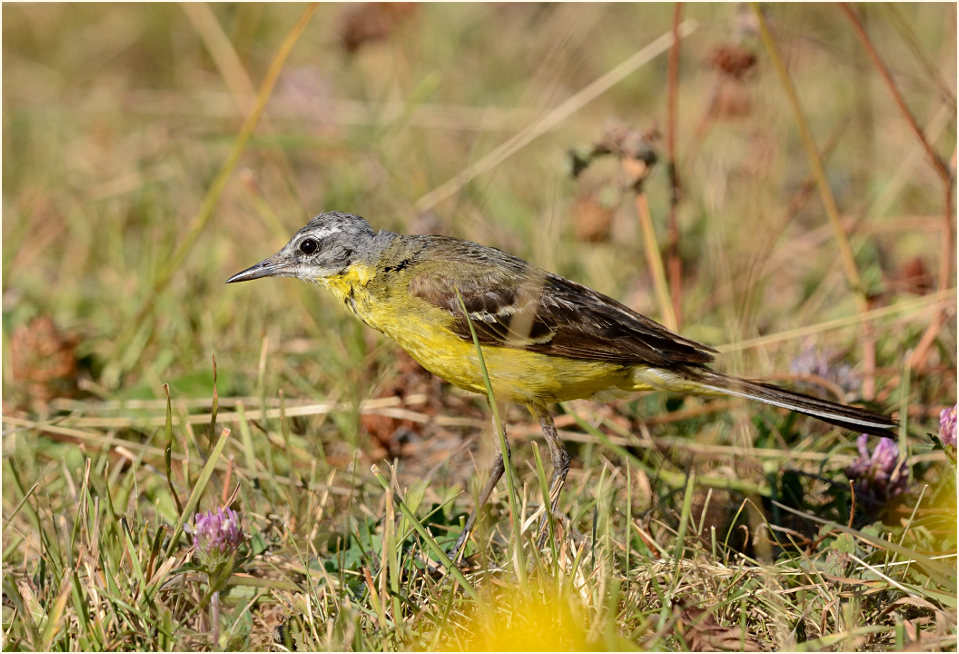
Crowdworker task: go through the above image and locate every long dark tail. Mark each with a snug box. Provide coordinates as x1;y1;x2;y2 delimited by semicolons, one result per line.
688;369;898;438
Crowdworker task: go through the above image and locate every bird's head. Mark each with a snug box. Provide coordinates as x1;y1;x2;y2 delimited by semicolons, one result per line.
227;211;377;285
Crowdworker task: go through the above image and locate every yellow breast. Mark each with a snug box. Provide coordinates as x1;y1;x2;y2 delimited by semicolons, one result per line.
321;263;638;405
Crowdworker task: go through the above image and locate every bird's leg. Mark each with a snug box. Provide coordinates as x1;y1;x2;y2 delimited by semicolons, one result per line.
448;442;508;563
529;405;570;547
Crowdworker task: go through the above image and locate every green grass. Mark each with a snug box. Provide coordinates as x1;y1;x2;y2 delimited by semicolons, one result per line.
3;3;957;651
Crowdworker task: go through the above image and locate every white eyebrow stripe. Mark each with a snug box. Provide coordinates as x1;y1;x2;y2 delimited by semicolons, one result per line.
300;225;341;242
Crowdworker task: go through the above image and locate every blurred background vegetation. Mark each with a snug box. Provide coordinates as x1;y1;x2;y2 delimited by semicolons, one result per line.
3;3;955;403
2;3;956;651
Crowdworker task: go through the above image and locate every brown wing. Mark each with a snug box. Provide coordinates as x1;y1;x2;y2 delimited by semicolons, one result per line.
406;236;715;368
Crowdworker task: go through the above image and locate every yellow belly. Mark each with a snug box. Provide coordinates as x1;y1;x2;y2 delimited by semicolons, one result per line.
322;265;646;405
371;301;640;404
400;324;636;404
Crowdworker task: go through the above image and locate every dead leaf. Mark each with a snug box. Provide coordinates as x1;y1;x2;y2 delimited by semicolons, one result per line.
10;315;80;411
338;3;417;54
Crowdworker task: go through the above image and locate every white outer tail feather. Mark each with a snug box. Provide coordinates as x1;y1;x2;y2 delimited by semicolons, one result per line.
637;366;897;437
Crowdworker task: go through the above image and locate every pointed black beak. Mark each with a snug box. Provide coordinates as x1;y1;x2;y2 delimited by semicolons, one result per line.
226;257;289;283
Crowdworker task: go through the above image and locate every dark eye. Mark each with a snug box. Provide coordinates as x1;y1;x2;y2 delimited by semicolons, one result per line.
299;238;318;255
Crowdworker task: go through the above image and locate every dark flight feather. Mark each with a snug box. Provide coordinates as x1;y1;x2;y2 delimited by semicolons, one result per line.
405;236;715;368
401;235;897;438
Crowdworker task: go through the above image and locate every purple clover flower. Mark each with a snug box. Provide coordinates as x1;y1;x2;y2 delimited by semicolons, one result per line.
192;507;244;647
193;507;244;566
939;404;957;448
844;434;908;506
789;344;861;396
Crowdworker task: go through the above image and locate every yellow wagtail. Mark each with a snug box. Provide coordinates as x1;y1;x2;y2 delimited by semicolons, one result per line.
227;211;897;558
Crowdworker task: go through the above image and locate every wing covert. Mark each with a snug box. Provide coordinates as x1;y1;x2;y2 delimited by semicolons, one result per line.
405;236;715;368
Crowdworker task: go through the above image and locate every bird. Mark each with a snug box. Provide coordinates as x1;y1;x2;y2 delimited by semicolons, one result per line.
227;210;897;560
